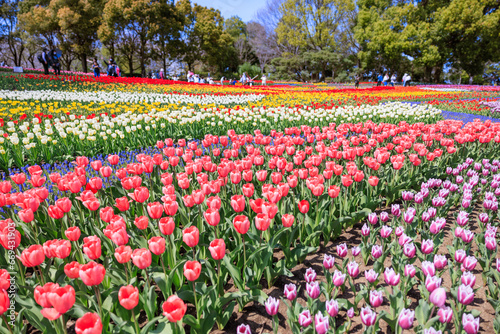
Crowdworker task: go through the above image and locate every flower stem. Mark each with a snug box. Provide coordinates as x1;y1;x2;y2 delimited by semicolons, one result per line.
132;309;140;334
93;285;103;319
2;315;13;334
192;280;199;320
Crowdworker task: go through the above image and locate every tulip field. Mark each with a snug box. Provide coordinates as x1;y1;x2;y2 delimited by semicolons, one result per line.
0;73;500;334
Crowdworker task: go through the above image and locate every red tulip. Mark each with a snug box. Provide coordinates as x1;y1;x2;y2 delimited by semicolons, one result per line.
368;176;379;187
163;200;179;216
328;185;340;198
129;187;149;203
0;290;9;315
233;215;250;234
162;295;187;322
148;237;166;255
282;214;295;227
115;197;130;212
298;200;309;214
183;260;201;281
83;236;101;260
231;195;245;213
341;174;353;187
75;312;103;334
204;208;220;226
48;285;75;314
242;183;255;197
182;226;199;248
159;217;175;235
19;208;34;223
35;282;59;308
255;213;271;231
64;261;81;279
65;226;81;241
0;269;10;290
114;245;132;264
48;205;65;219
79;261;106;286
18;244;45;267
147;202;164;219
132;248;152;269
118;285;139;310
209;239;226;260
134;216;149;230
11;173;26;185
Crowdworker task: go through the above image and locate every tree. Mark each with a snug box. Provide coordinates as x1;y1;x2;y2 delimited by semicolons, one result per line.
276;0;355;52
247;21;278;72
0;0;25;66
176;0;232;73
19;0;103;72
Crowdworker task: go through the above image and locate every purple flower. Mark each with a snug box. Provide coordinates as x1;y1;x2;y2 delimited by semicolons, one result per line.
430;287;446;307
360;307;377;326
457;284;474;305
368;212;378;225
398;308;414;329
462;313;480;334
438;306;453;323
237;324;251;334
365;269;379;283
369;290;383;308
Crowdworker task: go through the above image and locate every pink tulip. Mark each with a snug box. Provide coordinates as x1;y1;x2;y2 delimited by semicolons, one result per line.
461;272;476;288
314;313;329;334
360;307;377;326
365;269;379;283
457;284;474;305
384;267;400;286
425;276;442;293
361;223;370;236
430;287;447;308
371;245;382;259
304;268;316;283
367;213;378;225
325;299;338;317
332;270;346;287
323;254;334;269
264;297;279;316
421;239;434;254
462;313;480;334
347;261;359;278
369;290;383;308
462;256;477;272
455;249;466;263
336;243;347;258
298;310;312;327
404;264;416;277
422;261;436;276
403;243;416;258
306;281;320;299
380;226;392;238
433;254;447;270
283;283;297;301
398;308;414;329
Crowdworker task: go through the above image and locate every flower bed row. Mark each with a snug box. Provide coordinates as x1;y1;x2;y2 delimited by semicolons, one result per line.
0;102;443;170
0;120;499;333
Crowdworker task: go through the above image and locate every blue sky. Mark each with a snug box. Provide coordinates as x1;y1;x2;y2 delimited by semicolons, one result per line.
192;0;268;22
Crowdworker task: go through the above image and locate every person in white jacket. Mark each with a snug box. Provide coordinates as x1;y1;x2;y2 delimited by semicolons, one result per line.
383;73;390;86
390;74;397;87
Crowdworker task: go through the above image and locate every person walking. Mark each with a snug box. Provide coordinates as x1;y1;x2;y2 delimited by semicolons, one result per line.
390;73;397;87
261;74;267;86
403;73;411;87
88;58;101;77
240;72;248;85
103;58;116;77
383;73;390;86
50;50;61;75
354;74;360;89
377;73;383;86
39;48;50;75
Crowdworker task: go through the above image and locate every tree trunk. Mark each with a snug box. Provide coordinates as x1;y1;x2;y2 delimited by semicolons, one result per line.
81;54;88;72
128;56;134;75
